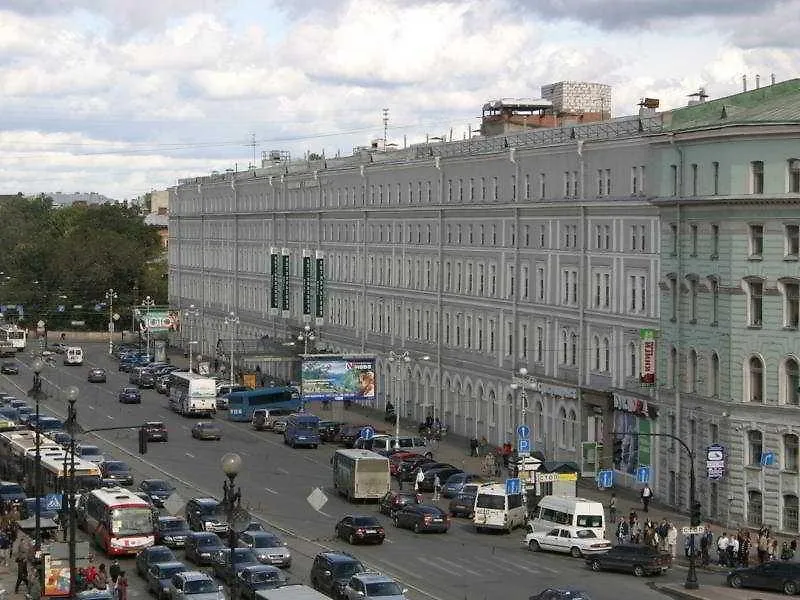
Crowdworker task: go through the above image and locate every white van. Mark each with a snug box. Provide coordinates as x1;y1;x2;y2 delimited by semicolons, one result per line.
63;346;83;366
528;495;606;538
472;483;526;533
354;434;434;458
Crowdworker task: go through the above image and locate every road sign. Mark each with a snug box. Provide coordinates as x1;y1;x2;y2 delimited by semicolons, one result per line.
44;493;62;511
597;469;613;488
516;424;530;439
519;456;541;472
636;465;651;484
518;438;531;454
681;526;705;535
505;478;521;495
761;451;775;467
360;426;375;441
307;487;328;512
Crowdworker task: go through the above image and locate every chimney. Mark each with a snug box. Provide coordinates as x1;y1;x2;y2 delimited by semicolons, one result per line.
771;73;776;85
756;74;761;89
742;75;747;92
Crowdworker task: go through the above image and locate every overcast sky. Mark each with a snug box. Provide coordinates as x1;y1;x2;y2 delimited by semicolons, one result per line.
1;0;798;200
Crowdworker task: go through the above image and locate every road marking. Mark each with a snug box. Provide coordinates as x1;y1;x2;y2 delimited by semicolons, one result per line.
427;556;482;576
504;557;557;574
106;415;115;420
316;510;332;518
418;557;454;575
185;453;195;458
181;425;189;431
264;488;278;495
276;467;289;475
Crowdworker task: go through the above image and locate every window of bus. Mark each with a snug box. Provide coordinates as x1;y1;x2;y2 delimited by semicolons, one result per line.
576;513;603;528
111;507;154;535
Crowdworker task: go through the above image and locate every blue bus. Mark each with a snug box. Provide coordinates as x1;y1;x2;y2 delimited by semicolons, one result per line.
226;387;300;422
284;414;320;448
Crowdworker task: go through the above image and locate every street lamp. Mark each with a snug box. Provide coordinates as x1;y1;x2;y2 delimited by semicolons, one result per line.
224;312;239;386
221;453;242;595
105;288;118;355
184;305;200;372
142;295;155;357
510;367;538;448
387;351;430;448
31;358;44;560
64;385;79;598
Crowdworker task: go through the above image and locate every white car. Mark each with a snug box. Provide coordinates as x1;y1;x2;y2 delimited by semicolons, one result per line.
521;526;612;558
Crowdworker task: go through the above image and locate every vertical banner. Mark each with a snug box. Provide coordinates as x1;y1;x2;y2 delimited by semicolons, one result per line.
302;250;312;318
639;328;656;386
281;248;290;316
269;247;279;314
315;250;325;325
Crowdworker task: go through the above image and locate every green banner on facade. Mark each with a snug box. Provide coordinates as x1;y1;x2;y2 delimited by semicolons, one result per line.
269;249;279;311
315;252;325;321
302;253;312;315
281;250;290;313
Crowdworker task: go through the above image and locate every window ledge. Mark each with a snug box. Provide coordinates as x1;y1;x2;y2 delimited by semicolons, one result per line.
745;464;762;471
710;254;719;261
781;469;799;475
689;253;697;258
783;326;798;332
710;321;719;327
785;256;799;262
670;317;677;323
747;325;763;330
689;319;697;325
748;255;763;262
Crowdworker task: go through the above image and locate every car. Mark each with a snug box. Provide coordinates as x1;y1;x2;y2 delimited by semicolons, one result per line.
87;368;107;383
441;472;486;498
338;424;373;448
448;484;480;518
0;481;27;506
522;527;613;558
271;417;290;434
75;444;105;464
48;430;72;448
139;479;176;508
167;571;225;600
210;547;260;584
138;371;156;389
378;491;422;516
28;416;64;434
136;545;177;578
186;498;228;533
233;564;288;600
397;456;437;481
16;407;33;425
727;561;800;595
238;530;292;568
1;362;19;375
310;552;366;600
155;374;171;394
146;561;188;600
156;516;192;548
392;504;449;534
318;421;345;442
184;532;224;566
335;515;385;545
100;460;134;486
344;573;408;600
585;544;671;576
416;466;463;492
144;421;169;442
7;399;26;409
191;422;222;441
529;588;594;600
118;386;142;404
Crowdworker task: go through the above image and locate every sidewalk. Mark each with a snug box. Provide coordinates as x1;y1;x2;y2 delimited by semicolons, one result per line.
650;581;786;600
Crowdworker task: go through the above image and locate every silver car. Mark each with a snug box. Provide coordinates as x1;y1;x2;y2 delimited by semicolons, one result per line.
238;531;292;568
168;571;226;600
345;573;408;600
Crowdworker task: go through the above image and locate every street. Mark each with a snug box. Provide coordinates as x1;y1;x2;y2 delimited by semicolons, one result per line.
0;342;728;600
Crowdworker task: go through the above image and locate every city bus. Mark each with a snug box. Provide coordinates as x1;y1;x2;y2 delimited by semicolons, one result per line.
0;430;63;481
226;386;300;422
77;486;155;556
168;372;217;417
38;451;103;494
284;413;320;448
0;324;27;352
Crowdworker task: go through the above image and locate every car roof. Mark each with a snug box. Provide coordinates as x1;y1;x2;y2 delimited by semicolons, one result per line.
158;516;186;523
352;573;394;584
154;561;185;570
177;571;213;582
319;551;360;563
190;497;219;505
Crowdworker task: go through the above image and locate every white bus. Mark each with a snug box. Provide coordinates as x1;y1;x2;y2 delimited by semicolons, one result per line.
39;450;103;493
76;486;155;556
472;483;527;533
169;372;217;417
0;324;26;352
528;495;606;539
63;346;84;366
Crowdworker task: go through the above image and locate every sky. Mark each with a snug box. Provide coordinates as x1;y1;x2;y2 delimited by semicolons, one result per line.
1;0;799;200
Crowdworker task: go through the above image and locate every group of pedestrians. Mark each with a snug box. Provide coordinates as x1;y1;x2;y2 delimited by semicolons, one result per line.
77;559;129;600
714;526;792;567
614;512;679;557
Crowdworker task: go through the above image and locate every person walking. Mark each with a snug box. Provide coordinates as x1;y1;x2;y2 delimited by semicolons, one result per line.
414;469;425;494
666;522;678;559
109;559;121;584
717;532;729;566
14;553;28;594
432;474;441;501
113;571;128;600
608;493;617;525
0;529;9;567
640;484;653;513
94;563;109;591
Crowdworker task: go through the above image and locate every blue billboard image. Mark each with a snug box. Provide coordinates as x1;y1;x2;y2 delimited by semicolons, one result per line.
300;356;376;401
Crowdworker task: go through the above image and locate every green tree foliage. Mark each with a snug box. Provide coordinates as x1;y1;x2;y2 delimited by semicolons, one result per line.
0;196;164;329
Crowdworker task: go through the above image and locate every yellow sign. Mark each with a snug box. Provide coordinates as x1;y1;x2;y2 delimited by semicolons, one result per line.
242;373;257;389
536;472;579;483
0;420;17;431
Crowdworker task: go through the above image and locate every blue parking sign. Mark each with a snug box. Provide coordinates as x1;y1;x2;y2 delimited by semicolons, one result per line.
360;427;375;441
518;438;531;453
636;465;651;484
597;470;613;488
505;478;521;495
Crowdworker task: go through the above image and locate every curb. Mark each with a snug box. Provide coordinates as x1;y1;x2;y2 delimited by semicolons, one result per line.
647;582;702;600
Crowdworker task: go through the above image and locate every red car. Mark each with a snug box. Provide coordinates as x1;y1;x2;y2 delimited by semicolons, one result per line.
389;452;426;477
378;491;423;516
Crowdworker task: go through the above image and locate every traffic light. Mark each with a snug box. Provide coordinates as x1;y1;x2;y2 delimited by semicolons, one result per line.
690;501;702;526
613;438;623;464
138;427;148;455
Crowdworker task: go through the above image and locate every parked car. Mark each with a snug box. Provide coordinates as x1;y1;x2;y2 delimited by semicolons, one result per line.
146;562;188;600
441;472;486;498
338;424;373;448
75;444;104;464
238;530;292;568
585;544;671;576
138;371;156;389
389;453;425;478
167;571;225;600
397;457;437;482
186;497;228;533
87;368;107;383
139;479;176;507
209;547;260;584
529;589;594;600
523;527;613;558
416;466;463;493
48;430;72;448
0;362;19;375
392;504;449;534
319;421;345;442
184;532;224;566
145;421;169;442
155;374;171;394
118;386;142;404
156;516;192;548
378;491;422;516
100;460;134;486
136;545;177;578
335;515;385;545
727;561;800;595
344;573;408;600
234;565;288;600
310;551;366;600
448;484;480;518
191;422;222;441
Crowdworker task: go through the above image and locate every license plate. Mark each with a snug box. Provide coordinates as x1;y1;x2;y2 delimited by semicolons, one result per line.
365;529;377;533
432;518;443;522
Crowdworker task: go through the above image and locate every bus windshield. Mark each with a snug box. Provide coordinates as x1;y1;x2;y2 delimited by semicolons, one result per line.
110;507;154;536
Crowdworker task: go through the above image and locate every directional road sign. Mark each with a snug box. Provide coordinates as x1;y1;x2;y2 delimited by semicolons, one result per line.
505;478;522;495
516;424;530;439
597;469;613;488
360;426;375;441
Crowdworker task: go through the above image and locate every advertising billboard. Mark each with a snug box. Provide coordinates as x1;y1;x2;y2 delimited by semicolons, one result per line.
300;356;376;401
134;308;180;335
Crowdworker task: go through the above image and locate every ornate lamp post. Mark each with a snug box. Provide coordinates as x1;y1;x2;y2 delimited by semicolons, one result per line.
224;312;239;386
221;453;242;595
141;295;155;357
64;386;79;598
509;367;538;445
105;288;118;355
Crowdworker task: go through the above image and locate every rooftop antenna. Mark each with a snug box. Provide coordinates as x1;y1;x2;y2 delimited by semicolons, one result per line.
382;108;389;150
249;133;256;167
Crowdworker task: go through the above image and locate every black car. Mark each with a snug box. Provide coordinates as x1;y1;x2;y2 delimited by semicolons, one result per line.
87;368;107;383
139;479;176;508
448;484;479;518
318;421;345;442
530;589;594;600
186;497;228;533
191;422;222;440
334;515;385;545
0;362;19;375
138;371;156;389
100;461;134;486
728;561;800;595
234;565;288;600
48;430;72;448
393;504;449;533
144;421;169;442
155;516;191;548
155;375;171;395
0;481;26;506
135;545;176;578
310;551;366;600
210;547;260;584
417;466;463;492
118;386;141;404
378;491;422;516
184;531;224;565
586;544;671;577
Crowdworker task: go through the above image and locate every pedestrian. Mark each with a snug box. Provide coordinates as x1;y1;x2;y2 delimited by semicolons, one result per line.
666;522;678;559
700;527;712;566
14;553;28;593
95;563;108;590
640;484;653;513
757;532;769;564
414;469;424;493
109;559;121;584
717;532;729;566
608;493;617;524
114;571;128;600
0;529;9;567
729;534;739;567
433;474;441;501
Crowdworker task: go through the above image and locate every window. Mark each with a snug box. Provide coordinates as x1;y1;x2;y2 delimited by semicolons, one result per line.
539;224;546;247
691;163;698;196
597;170;605;196
784;434;799;472
536;266;546;302
669;275;678;321
748;430;763;466
521;265;529;299
712;161;719;195
602;338;610;372
564;172;571;198
690;224;698;256
668;346;677;388
786;224;800;258
784;495;799;532
709;352;720;397
561;330;568;364
520;323;528;359
782;280;800;328
630;225;637;250
747;356;764;403
782;357;800;406
628;342;637;378
745;278;763;327
790;160;800;193
631;166;639;195
711;224;720;257
605;169;612;195
570;332;578;366
670;223;678;255
749;224;764;258
688;278;698;323
751;160;764;194
709;277;719;325
687;349;698;393
593;335;600;370
535;326;544;362
539;173;546;199
525;174;531;199
748;490;763;527
670;164;678;196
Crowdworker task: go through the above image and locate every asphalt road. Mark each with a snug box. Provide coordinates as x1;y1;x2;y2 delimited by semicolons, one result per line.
0;342;727;600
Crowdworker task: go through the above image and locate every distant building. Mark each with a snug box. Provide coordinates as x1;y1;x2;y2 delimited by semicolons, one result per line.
48;191;116;206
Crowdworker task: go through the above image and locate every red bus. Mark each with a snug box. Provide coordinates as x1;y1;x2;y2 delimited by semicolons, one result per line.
77;486;155;556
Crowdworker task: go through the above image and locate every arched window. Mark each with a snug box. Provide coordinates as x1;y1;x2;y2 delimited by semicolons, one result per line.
782;357;800;406
593;336;600;370
748;490;763;527
709;352;720;397
568;409;577;448
748;429;763;466
784;434;799;472
667;346;677;387
747;356;764;403
561;330;569;364
687;349;698;392
603;338;610;372
784;494;799;533
558;407;567;447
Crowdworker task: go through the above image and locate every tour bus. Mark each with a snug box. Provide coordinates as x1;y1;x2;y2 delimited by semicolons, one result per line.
168;372;217;417
528;495;606;539
284;413;320;448
76;486;156;556
472;483;527;533
227;386;300;422
332;449;391;501
63;346;84;366
0;324;27;352
38;450;103;494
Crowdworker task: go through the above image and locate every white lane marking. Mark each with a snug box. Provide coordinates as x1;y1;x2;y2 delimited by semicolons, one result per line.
185;453;195;458
276;467;289;474
503;557;557;574
417;557;452;575
427;556;482;576
264;488;278;495
317;510;332;518
107;415;115;420
240;451;249;456
181;425;189;430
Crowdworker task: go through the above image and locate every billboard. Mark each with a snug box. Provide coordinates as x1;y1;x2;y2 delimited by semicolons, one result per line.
134;308;180;335
639;329;656;386
300;356;376;401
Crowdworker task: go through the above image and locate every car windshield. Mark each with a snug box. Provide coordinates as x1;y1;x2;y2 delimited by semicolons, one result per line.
576;529;598;539
576;515;603;527
161;519;188;531
149;548;174;562
334;562;365;578
80;446;101;457
105;463;128;472
365;582;403;596
110;508;153;536
184;579;217;594
475;495;505;509
0;484;23;495
222;549;258;563
251;534;282;548
159;565;185;578
251;570;282;585
197;535;220;546
196;503;220;515
353;517;379;526
146;481;173;491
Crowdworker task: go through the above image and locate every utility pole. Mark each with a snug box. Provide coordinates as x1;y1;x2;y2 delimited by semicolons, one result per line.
105;288;117;355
